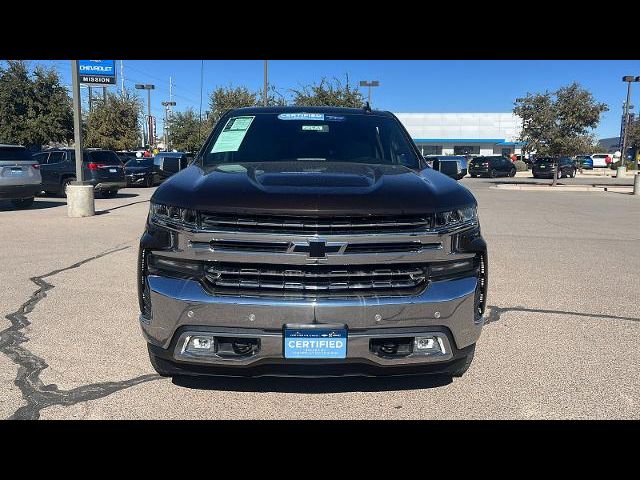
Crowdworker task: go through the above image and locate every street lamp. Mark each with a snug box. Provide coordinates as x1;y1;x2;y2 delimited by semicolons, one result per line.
162;101;176;151
620;76;640;174
359;80;380;106
135;83;155;148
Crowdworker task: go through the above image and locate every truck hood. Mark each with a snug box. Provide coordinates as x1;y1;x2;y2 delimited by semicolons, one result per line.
151;161;476;215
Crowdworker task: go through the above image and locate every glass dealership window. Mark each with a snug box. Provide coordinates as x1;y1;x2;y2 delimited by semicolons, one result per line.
453;146;480;155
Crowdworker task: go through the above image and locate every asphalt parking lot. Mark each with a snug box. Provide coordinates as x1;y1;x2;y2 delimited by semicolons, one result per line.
1;177;639;420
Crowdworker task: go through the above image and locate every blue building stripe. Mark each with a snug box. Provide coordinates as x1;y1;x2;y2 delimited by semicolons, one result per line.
412;138;506;143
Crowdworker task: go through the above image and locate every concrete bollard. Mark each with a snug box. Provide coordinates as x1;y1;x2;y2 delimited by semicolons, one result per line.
616;166;626;178
634;172;640;196
67;184;95;217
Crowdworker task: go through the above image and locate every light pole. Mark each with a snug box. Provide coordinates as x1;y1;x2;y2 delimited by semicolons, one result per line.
162;101;176;151
359;80;380;106
620;76;640;175
135;83;155;148
264;60;268;106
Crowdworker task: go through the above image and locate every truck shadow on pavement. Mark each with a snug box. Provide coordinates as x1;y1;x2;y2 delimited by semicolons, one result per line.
172;373;452;393
0;200;66;211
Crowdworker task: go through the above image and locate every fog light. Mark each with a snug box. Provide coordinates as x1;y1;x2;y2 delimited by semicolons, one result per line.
414;336;446;355
183;335;216;355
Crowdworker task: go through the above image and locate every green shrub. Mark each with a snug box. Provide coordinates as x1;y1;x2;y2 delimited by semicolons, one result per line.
610;160;637;170
513;160;527;171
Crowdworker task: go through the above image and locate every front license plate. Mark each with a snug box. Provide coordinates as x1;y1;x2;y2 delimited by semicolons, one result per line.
9;168;24;175
284;326;347;359
109;168;117;173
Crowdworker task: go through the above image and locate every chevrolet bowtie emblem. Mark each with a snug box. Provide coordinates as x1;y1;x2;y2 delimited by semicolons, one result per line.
288;240;347;259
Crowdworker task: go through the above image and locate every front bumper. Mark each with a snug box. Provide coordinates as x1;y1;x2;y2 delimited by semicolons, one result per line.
126;174;149;185
0;183;42;200
140;273;483;370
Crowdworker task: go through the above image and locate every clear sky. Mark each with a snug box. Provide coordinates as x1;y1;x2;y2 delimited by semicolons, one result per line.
20;60;640;138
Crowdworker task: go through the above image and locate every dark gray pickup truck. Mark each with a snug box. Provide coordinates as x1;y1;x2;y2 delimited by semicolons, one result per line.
137;106;488;378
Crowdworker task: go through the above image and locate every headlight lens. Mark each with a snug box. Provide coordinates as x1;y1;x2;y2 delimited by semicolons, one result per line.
150;202;198;227
434;206;477;228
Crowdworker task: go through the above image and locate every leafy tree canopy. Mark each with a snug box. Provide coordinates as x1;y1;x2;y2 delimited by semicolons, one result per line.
166;107;208;152
85;91;142;150
0;60;73;149
514;82;608;157
291;75;365;108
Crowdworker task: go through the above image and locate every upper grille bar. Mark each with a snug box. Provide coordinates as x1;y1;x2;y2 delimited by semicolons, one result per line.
200;213;433;234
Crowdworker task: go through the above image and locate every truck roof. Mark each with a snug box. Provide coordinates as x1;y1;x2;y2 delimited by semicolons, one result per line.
228;105;393;117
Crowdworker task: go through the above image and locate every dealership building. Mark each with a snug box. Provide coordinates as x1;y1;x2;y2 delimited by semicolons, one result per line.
395;113;524;157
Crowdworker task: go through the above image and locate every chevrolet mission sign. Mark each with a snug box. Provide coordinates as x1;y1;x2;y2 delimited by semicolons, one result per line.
78;60;116;86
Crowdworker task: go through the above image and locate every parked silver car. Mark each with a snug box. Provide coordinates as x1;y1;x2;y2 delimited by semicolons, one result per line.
0;145;42;209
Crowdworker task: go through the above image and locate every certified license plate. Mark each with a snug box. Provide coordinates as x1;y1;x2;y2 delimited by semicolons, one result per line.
109;168;117;173
284;326;347;359
9;168;24;175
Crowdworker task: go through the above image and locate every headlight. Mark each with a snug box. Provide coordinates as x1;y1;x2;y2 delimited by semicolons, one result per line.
150;202;198;227
434;206;477;228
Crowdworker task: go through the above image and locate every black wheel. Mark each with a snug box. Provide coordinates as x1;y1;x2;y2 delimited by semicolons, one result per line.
489;169;497;178
448;344;476;378
470;174;477;178
509;168;516;177
570;169;576;178
147;344;178;377
101;189;118;198
11;197;35;209
62;177;76;197
145;174;154;188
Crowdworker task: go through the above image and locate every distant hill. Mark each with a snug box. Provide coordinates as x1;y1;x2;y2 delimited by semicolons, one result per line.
598;137;620;152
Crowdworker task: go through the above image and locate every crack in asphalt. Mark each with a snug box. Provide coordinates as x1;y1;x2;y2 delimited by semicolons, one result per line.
1;246;159;420
484;305;640;326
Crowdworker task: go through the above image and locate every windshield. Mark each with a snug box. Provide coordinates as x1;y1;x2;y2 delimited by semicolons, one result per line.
201;112;421;168
85;151;121;165
125;158;153;167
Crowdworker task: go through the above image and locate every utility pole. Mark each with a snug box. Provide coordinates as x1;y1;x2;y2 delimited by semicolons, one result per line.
162;101;176;151
264;60;268;106
88;86;93;112
135;83;155;148
620;76;640;176
120;60;124;93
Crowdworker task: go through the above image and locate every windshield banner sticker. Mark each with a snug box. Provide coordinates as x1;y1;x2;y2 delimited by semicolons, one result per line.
278;113;325;121
301;125;329;132
211;116;255;153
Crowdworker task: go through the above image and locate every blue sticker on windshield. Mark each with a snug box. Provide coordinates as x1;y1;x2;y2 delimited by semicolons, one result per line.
278;113;324;121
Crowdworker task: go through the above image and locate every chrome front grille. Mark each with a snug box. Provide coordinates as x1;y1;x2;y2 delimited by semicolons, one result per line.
200;213;433;234
204;263;429;297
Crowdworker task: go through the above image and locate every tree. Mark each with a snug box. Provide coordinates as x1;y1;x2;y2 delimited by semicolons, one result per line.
514;82;608;184
291;75;365;107
166;107;208;152
85;91;142;150
207;85;258;127
0;60;73;149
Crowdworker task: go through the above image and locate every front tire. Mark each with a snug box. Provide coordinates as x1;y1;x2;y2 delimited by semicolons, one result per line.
509;168;516;177
11;197;35;209
62;177;76;197
489;169;497;178
448;344;476;378
145;175;154;188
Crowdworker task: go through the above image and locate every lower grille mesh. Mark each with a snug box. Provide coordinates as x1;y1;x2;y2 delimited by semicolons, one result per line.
204;263;428;297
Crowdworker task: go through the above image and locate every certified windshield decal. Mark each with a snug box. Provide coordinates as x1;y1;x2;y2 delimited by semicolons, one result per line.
278;113;324;121
211;116;255;153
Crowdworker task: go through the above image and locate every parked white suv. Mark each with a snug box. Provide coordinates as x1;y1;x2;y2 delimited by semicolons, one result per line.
0;144;42;209
590;153;613;168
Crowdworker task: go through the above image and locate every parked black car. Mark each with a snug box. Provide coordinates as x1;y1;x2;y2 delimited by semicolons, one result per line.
153;152;189;183
532;157;576;179
468;156;516;178
32;148;126;197
426;155;468;180
125;157;157;187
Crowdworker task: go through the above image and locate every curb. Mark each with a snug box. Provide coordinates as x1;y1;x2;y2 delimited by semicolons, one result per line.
492;184;632;193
